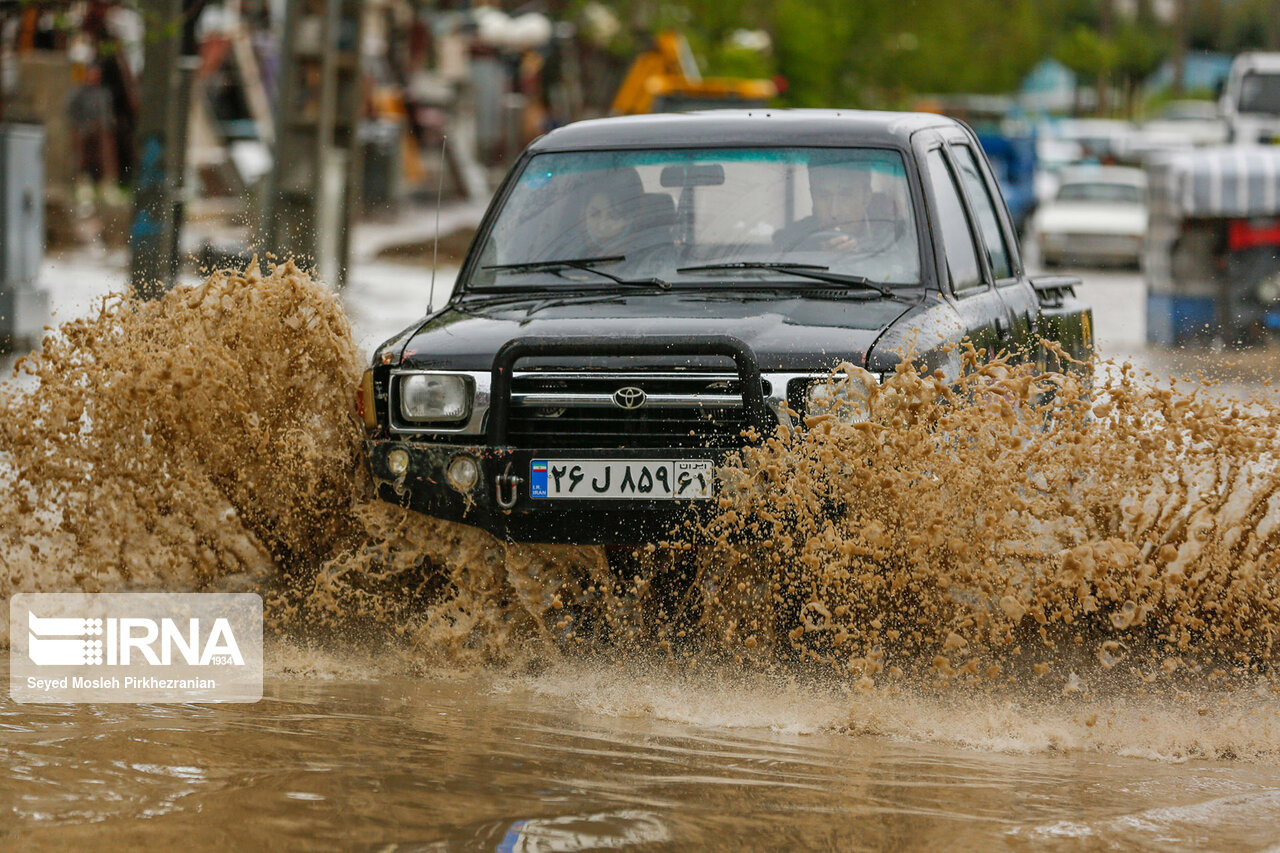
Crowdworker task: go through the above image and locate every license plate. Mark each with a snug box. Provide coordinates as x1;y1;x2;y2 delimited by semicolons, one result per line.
529;459;714;500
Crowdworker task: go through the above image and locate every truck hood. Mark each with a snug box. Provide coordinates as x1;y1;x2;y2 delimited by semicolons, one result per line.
386;290;920;373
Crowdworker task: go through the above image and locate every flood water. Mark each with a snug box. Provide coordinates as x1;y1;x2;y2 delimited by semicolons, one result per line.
8;653;1280;852
4;261;1280;850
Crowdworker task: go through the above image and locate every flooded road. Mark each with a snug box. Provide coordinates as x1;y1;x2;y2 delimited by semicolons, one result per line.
4;258;1280;849
8;653;1280;852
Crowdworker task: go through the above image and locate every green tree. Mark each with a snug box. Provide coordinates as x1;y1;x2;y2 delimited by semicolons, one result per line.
572;0;1189;114
769;0;857;107
1055;24;1118;112
1113;22;1169;117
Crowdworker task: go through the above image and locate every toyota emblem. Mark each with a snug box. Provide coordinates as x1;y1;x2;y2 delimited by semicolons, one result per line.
612;386;647;409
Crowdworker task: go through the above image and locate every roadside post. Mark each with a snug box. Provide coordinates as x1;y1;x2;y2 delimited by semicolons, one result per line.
129;0;203;301
259;0;364;289
0;122;49;351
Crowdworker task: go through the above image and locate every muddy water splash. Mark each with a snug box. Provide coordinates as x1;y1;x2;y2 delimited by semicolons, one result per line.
0;263;607;663
3;264;1280;757
0;261;361;597
699;349;1280;690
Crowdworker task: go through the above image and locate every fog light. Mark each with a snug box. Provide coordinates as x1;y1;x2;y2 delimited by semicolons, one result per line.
447;455;479;492
387;448;410;478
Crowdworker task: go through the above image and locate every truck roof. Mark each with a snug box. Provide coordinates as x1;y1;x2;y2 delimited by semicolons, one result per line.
528;109;963;153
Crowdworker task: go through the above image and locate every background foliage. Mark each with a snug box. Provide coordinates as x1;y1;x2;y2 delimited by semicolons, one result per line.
576;0;1280;113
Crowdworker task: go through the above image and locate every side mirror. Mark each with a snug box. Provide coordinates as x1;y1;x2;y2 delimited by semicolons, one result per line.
660;163;726;188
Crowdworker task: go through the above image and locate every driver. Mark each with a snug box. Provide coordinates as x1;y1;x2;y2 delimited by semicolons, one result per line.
773;161;878;252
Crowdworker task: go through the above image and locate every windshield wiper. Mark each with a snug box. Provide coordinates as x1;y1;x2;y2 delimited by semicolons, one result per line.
482;256;670;289
676;262;897;299
453;289;631;317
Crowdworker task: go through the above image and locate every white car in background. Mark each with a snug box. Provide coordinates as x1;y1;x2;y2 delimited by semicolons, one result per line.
1034;137;1084;204
1033;166;1147;268
1142;100;1229;146
1048;118;1136;163
1126;100;1229;162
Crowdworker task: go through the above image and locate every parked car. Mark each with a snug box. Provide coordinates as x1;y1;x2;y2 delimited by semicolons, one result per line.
1121;100;1230;163
1141;100;1229;147
1047;118;1136;164
358;110;1093;546
1033;166;1147;268
1034;136;1085;205
1220;52;1280;144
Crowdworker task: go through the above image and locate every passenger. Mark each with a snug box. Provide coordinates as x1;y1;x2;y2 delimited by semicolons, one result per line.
578;167;645;257
571;167;674;274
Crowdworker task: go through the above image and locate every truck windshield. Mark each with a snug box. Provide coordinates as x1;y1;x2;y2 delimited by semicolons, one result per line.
1239;72;1280;115
465;147;921;290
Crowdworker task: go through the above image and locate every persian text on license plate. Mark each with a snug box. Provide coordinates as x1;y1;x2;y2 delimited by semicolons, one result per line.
529;459;714;500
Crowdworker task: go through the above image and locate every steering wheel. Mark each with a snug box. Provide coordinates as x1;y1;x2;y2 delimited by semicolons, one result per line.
798;225;899;257
798;229;852;249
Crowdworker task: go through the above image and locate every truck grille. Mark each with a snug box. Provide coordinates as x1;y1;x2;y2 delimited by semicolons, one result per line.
506;371;772;449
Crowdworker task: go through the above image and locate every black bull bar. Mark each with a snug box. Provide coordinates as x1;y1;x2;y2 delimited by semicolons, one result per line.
368;335;777;543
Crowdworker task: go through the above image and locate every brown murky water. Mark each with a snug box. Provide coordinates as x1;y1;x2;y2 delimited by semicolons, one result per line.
4;264;1280;850
7;653;1280;852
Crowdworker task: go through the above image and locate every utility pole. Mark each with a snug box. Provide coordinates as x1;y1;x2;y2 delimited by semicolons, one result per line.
260;0;364;288
1172;0;1188;97
1098;0;1115;115
129;0;203;300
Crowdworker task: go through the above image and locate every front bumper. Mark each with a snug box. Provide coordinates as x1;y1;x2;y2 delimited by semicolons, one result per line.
367;439;730;544
1040;232;1143;266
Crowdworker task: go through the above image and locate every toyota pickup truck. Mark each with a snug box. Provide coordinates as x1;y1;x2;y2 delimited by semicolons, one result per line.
358;110;1092;545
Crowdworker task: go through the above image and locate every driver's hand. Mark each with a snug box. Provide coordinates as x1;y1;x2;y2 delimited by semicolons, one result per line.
824;231;858;251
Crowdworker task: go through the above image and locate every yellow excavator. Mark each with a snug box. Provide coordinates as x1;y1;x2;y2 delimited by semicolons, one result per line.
611;32;777;115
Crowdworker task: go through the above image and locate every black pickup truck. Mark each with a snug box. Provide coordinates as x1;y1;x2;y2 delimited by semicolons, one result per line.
358;110;1092;544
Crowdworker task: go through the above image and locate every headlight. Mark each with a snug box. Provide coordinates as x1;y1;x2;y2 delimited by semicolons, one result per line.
398;373;471;422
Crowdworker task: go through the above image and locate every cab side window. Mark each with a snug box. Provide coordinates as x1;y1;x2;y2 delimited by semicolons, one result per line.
925;149;983;292
951;144;1013;280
